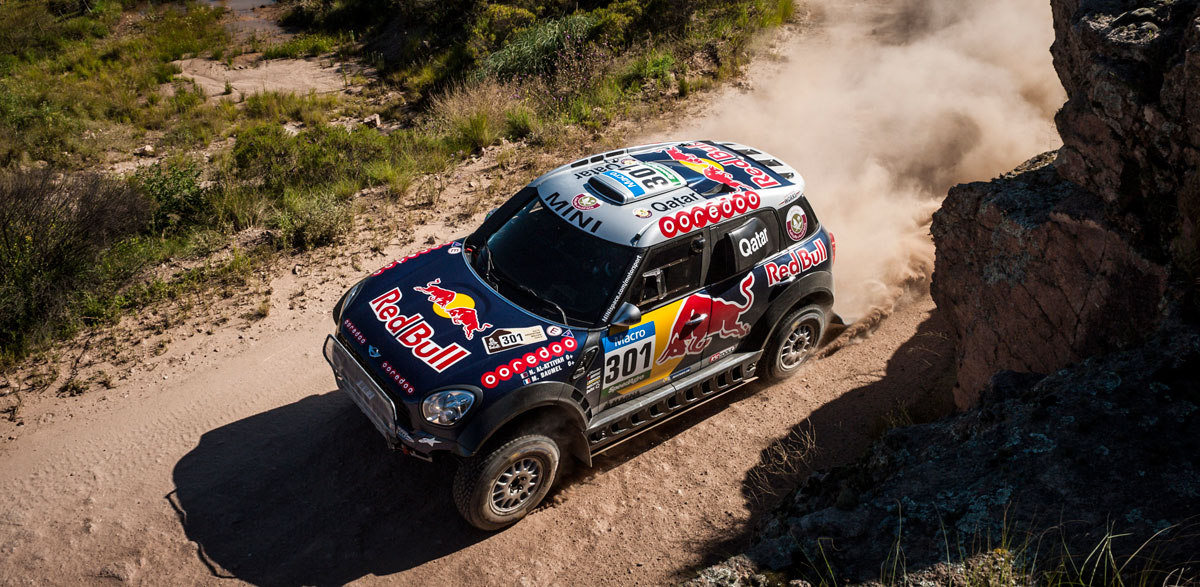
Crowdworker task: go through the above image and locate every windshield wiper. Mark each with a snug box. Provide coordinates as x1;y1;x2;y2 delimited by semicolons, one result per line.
492;265;569;326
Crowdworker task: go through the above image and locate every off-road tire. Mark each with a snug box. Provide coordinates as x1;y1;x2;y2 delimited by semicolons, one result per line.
453;434;560;531
763;305;825;381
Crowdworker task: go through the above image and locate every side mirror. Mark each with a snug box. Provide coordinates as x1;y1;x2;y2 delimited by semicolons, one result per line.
612;303;642;327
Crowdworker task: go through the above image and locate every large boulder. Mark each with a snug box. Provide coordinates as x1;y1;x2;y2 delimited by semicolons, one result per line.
931;153;1167;407
1052;0;1200;274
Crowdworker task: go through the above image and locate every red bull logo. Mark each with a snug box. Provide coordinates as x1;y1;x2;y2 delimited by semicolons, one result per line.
367;288;471;372
685;142;783;189
413;279;493;340
764;239;829;286
657;274;756;364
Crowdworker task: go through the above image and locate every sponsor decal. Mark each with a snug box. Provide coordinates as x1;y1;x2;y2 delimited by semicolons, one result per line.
658;273;755;364
544;192;604;234
413;279;493;340
416;436;440;447
572;162;624;179
480;337;578;389
602;170;646;197
368;288;471;372
785;205;808;241
685;142;784;189
547;325;562;337
602;251;644;322
342;319;367;345
482;325;548;355
448;246;462;254
708;347;734;364
572;193;601;210
633;208;653;219
670;366;692;380
739;227;770;258
368;345;381;358
657;190;762;239
380;360;417;394
601;322;657;394
764;238;830;286
649;193;703;212
371;243;447;276
586;370;602;393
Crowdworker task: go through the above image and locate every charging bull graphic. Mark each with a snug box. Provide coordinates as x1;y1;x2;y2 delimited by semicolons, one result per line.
657;273;755;364
414;279;493;340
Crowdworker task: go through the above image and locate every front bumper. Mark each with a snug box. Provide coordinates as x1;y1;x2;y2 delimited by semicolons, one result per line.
322;335;447;460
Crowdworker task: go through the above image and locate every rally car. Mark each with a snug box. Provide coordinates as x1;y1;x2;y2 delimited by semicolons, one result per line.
324;141;835;529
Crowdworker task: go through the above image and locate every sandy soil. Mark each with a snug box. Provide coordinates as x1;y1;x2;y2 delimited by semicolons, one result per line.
176;57;356;99
0;4;1041;584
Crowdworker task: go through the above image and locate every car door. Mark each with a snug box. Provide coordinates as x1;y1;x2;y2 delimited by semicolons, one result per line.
690;211;782;365
596;234;709;410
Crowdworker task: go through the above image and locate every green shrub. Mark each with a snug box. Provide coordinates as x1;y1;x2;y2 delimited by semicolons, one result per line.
467;4;536;60
134;158;210;234
232;123;389;191
273;187;352;250
479;13;598;79
0;168;150;356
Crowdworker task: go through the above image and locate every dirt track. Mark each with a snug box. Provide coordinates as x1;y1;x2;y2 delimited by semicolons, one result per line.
0;1;1060;584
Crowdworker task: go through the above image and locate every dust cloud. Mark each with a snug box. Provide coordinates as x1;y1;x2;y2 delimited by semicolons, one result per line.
665;0;1065;322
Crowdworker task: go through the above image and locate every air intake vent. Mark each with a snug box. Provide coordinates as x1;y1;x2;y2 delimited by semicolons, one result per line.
587;177;624;202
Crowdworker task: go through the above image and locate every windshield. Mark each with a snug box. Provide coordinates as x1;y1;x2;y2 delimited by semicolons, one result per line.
473;196;637;326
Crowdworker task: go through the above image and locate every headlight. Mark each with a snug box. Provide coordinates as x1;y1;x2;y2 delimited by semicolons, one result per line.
422;390;475;426
332;280;366;325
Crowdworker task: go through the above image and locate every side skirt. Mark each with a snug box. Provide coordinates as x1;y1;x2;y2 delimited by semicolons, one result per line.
586;351;763;457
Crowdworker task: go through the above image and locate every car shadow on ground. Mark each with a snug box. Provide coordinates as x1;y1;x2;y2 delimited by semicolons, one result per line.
170;391;487;586
690;309;958;572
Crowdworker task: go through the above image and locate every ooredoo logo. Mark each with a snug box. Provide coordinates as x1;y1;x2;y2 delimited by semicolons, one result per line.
657;190;761;239
480;337;578;389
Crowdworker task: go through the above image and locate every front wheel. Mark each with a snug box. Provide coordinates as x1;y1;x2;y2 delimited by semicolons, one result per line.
453;434;560;530
763;305;825;381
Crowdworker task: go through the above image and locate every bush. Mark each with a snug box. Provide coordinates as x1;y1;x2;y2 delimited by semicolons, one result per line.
134;158;210;234
232;123;389;191
0;168;150;355
479;13;598;79
273;187;352;250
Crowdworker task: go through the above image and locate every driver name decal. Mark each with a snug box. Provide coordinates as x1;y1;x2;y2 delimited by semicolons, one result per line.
368;288;470;372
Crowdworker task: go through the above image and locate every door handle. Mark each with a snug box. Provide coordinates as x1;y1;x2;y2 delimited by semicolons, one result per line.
683;313;707;330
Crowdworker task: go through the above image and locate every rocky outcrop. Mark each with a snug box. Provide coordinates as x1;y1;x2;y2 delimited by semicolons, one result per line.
930;153;1168;407
692;329;1200;584
931;0;1200;405
1052;0;1200;268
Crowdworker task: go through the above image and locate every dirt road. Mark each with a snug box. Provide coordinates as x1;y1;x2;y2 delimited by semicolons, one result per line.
0;1;1060;584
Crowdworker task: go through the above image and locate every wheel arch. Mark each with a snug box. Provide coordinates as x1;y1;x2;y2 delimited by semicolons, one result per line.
454;382;591;466
745;270;834;353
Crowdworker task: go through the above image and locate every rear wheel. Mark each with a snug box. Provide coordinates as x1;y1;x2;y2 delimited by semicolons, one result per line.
453;434;560;530
763;305;825;381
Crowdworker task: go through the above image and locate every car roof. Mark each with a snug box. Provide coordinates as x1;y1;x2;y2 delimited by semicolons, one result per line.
529;140;807;248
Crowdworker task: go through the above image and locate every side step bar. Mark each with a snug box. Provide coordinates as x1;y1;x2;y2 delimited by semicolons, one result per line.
586;351;763;457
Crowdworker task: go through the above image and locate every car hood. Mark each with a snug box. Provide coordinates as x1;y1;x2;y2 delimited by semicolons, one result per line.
337;242;583;401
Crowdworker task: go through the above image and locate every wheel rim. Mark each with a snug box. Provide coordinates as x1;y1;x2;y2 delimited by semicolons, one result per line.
490;457;543;515
779;319;818;370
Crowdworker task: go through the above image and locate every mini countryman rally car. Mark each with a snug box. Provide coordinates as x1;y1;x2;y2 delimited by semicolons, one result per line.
324;140;835;530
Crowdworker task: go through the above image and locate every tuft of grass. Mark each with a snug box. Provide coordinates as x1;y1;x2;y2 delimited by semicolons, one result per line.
261;33;350;60
273;187;354;251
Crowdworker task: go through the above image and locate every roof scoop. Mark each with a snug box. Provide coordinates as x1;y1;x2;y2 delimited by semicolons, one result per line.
585;161;686;204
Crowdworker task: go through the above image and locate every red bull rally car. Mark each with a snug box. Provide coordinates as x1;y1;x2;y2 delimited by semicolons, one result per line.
324;141;835;529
